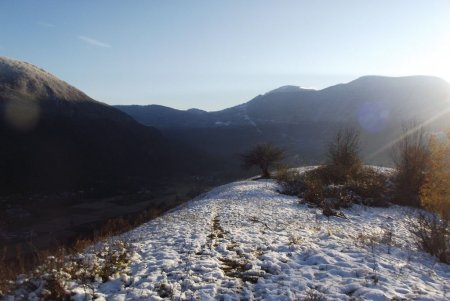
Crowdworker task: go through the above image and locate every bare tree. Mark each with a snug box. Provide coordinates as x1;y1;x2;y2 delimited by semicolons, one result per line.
325;126;362;183
241;143;284;178
392;122;430;206
328;127;361;166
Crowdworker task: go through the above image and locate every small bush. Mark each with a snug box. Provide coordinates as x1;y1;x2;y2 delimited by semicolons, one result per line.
347;168;386;198
275;167;306;196
346;167;389;206
303;175;324;205
409;213;449;264
326;186;355;209
309;167;387;205
306;127;363;186
275;127;390;213
276;165;389;213
315;164;360;186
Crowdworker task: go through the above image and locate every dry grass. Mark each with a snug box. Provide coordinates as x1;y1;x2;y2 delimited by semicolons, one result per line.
8;240;131;300
303;289;327;301
0;206;166;298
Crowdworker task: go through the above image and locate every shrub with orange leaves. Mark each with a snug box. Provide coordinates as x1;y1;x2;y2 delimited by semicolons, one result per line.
420;129;450;220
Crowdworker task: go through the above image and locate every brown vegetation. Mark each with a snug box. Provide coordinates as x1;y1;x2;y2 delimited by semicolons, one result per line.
277;126;388;212
324;127;362;184
0;206;167;297
420;128;450;220
392;124;430;206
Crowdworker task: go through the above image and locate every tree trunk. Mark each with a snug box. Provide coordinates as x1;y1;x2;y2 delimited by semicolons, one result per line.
262;167;270;178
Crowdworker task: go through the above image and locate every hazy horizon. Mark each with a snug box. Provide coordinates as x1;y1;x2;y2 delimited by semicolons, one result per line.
112;74;449;112
1;0;450;110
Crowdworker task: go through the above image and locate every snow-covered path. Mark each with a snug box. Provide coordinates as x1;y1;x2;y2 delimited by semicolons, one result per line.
84;180;449;301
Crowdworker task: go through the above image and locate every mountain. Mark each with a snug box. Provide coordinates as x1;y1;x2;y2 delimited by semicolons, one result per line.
115;104;213;128
116;76;450;165
0;57;206;194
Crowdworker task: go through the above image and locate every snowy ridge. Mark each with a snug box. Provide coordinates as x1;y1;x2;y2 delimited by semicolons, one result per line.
72;178;449;300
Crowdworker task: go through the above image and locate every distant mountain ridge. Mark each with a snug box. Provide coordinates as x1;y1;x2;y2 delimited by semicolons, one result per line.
117;75;450;128
0;57;208;194
116;75;450;165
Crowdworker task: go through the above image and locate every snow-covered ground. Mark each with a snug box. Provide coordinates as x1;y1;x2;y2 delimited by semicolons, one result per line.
70;178;449;301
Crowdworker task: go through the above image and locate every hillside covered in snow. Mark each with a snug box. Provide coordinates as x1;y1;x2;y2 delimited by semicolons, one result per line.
55;176;450;301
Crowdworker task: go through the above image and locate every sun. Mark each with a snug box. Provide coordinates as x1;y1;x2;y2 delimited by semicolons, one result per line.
392;32;450;84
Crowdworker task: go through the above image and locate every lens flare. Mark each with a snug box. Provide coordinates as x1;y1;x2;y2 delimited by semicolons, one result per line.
357;101;390;133
366;105;450;161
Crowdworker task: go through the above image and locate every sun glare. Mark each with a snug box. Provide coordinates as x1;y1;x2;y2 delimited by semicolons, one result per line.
395;34;450;84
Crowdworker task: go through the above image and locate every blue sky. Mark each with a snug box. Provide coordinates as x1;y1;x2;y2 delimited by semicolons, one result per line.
1;1;450;110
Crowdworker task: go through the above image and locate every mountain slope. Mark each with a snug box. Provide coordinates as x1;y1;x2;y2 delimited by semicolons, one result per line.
117;76;450;128
115;105;214;128
0;57;204;194
65;176;449;300
116;76;450;165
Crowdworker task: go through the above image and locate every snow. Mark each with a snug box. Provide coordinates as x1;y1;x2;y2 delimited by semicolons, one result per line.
68;178;449;300
214;121;230;126
0;56;90;102
237;104;262;133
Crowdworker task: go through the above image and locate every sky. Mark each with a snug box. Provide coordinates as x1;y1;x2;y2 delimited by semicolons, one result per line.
1;0;450;111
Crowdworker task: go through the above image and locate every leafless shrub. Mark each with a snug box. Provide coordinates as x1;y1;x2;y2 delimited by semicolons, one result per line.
409;213;449;264
275;167;306;196
324;127;362;184
276;125;393;213
321;202;337;218
348;168;387;197
303;175;324;205
323;185;355;209
346;167;389;206
392;123;430;206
